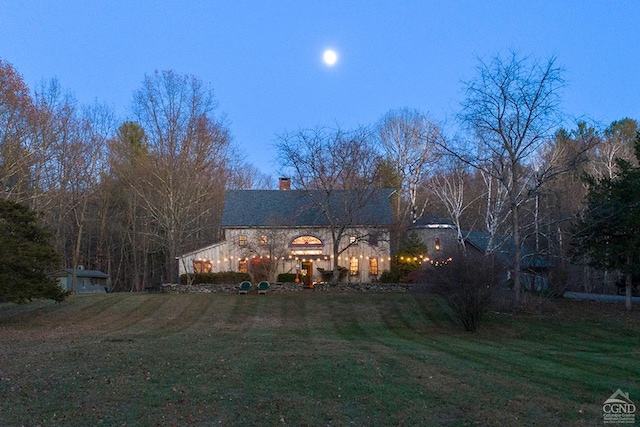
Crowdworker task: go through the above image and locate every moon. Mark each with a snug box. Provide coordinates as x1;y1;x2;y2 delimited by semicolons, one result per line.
323;49;338;66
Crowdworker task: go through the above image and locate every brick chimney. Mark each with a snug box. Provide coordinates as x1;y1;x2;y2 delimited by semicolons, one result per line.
279;177;291;190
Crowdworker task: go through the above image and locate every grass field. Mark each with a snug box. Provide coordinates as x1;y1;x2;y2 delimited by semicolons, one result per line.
0;291;638;426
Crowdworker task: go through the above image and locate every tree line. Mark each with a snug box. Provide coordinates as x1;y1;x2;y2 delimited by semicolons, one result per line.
0;53;637;307
0;61;268;292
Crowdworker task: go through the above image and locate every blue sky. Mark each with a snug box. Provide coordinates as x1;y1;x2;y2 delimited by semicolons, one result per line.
1;1;639;175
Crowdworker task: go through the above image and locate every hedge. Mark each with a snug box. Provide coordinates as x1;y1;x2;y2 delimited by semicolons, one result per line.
179;271;251;285
277;273;297;283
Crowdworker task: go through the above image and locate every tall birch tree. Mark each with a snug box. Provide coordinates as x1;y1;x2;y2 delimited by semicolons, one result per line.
458;51;565;309
376;108;442;224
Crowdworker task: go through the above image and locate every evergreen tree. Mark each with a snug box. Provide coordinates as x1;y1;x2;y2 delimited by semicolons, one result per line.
383;231;428;283
572;132;640;310
0;199;68;303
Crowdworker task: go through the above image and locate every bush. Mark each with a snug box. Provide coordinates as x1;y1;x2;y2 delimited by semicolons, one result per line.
180;271;251;285
277;273;297;283
546;268;573;298
378;269;398;283
429;253;502;332
316;266;348;282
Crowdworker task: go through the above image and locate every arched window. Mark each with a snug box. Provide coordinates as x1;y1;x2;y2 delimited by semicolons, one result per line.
291;235;323;247
290;235;324;256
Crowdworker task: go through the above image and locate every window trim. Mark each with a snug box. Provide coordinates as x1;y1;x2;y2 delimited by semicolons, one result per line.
369;258;379;276
238;259;248;273
349;257;359;276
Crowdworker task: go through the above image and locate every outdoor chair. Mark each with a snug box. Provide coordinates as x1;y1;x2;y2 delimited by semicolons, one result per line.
238;281;252;294
257;281;269;295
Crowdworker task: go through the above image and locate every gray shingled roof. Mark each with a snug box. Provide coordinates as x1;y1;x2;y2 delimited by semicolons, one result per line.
412;213;455;227
462;231;551;269
50;269;110;278
221;189;394;228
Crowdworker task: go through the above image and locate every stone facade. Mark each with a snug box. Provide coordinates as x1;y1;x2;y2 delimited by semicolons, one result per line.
177;185;395;285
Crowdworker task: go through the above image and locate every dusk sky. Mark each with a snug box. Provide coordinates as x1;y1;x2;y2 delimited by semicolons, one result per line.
1;1;639;177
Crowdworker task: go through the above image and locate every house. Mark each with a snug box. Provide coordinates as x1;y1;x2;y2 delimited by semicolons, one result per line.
410;215;550;290
177;179;395;285
462;231;551;291
50;268;110;294
410;213;458;260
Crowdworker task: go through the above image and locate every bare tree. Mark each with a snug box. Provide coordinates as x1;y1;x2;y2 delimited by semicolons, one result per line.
0;59;37;203
107;121;155;291
131;70;232;282
458;51;565;309
590;118;638;179
376;108;442;224
429;157;478;251
276;126;385;282
30;79;81;260
66;102;115;292
240;226;292;282
226;160;274;190
479;169;510;253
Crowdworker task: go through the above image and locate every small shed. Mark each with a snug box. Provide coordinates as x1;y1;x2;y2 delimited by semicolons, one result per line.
50;268;110;294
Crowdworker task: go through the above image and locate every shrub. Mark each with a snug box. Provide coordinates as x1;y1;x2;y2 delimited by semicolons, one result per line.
429;253;502;332
316;266;348;282
248;258;275;282
277;273;297;283
378;269;398;283
545;268;569;298
180;271;251;285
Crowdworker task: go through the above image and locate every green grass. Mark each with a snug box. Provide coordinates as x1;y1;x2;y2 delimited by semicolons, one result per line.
0;292;638;426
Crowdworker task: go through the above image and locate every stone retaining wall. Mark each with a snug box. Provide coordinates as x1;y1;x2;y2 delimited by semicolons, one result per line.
161;282;409;294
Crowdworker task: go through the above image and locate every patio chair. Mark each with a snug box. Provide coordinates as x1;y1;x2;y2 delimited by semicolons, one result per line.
257;281;269;295
238;281;252;294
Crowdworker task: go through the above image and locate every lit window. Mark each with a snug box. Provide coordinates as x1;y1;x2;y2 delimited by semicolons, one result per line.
238;235;248;246
349;258;359;275
238;259;248;273
349;235;358;245
291;235;323;246
435;238;441;251
259;235;268;245
193;260;213;273
369;258;378;275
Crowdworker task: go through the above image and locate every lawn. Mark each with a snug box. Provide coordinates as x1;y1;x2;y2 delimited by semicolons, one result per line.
0;291;638;426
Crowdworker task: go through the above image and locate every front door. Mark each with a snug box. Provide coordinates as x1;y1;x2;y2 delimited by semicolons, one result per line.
301;261;313;287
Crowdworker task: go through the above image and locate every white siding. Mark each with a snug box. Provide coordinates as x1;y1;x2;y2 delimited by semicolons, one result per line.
177;226;391;282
